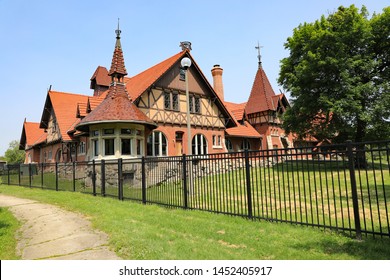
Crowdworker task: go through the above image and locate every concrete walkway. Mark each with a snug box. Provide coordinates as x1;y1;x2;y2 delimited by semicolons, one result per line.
0;194;120;260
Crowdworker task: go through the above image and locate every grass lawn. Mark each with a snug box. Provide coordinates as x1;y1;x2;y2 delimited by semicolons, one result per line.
1;184;390;260
0;205;20;259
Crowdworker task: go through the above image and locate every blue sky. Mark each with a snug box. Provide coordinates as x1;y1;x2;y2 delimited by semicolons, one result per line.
0;0;388;156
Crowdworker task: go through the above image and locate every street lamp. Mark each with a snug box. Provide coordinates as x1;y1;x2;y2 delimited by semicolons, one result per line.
181;56;193;195
181;57;192;155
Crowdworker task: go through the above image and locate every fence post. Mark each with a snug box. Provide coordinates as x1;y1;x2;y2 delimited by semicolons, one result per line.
142;157;146;204
182;154;188;209
72;162;76;192
7;165;10;185
118;158;123;200
41;162;44;188
18;164;21;186
244;149;253;218
101;159;106;197
92;160;96;196
55;162;59;191
346;140;362;240
29;163;32;188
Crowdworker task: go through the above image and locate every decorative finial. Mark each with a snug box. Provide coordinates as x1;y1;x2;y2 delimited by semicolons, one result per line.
180;41;192;51
255;42;263;68
115;18;121;39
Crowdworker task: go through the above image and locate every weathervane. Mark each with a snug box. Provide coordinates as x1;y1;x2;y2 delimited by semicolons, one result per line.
255;42;263;68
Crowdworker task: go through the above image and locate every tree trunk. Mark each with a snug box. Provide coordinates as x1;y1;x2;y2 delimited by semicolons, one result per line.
354;116;367;169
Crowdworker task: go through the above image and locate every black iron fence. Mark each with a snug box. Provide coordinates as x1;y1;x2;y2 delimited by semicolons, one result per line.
1;140;389;239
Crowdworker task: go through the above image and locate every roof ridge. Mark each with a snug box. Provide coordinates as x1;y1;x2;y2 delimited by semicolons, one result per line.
130;51;184;79
49;90;89;98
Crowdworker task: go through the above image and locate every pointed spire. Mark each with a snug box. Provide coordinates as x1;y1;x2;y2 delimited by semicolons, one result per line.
108;19;127;81
245;58;277;116
255;42;263;68
115;18;122;49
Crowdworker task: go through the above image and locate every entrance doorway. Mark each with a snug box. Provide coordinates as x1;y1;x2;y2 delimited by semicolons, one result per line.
175;131;184;156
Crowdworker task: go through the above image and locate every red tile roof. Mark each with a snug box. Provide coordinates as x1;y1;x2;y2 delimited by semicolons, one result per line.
76;83;156;131
225;121;261;138
20;121;47;149
245;66;277;115
125;51;185;100
43;90;89;141
224;101;246;121
90;66;111;87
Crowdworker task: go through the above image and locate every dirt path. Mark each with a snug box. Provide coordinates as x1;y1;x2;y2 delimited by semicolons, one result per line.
0;194;120;260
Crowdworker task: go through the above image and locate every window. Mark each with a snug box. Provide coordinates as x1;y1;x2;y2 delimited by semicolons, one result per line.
225;139;233;152
104;138;115;156
104;128;114;135
164;92;171;110
175;131;183;141
121;128;132;135
212;135;222;147
194;97;200;113
92;130;99;137
71;144;76;156
56;150;61;162
147;131;167;156
164;91;179;111
121;138;132;155
192;134;207;155
93;139;99;156
241;139;251;151
136;139;142;155
172;91;179;111
189;95;201;113
48;150;52;160
79;142;86;154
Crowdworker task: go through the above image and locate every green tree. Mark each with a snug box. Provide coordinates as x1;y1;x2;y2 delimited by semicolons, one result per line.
4;140;25;164
279;5;390;143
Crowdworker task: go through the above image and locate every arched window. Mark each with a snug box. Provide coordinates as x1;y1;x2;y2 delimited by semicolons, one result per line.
147;131;167;156
56;149;62;162
192;134;207;155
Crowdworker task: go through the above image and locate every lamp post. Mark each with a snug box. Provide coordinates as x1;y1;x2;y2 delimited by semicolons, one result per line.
181;57;192;156
181;57;193;195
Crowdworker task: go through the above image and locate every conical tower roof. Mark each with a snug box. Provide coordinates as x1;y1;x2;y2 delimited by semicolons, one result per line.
245;63;277;115
76;24;156;132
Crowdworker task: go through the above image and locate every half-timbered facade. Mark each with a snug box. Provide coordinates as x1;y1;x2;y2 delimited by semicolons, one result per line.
20;27;293;164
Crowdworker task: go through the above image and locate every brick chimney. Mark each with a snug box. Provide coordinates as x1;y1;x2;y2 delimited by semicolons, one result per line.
211;64;224;101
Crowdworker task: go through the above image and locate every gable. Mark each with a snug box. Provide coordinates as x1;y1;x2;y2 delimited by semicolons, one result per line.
40;90;89;142
129;51;236;128
20;121;47;150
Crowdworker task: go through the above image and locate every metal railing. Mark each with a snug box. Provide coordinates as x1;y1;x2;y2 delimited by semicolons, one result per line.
1;140;389;239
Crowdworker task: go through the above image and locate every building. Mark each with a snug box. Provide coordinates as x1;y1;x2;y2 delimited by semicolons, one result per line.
20;26;293;164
